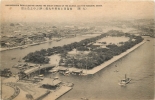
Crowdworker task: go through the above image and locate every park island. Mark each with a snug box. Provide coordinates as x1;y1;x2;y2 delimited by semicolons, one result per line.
23;30;144;75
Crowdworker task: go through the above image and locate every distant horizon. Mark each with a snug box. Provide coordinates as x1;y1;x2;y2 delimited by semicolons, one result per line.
1;18;154;24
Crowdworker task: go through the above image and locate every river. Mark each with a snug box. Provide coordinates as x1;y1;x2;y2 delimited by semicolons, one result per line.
1;36;154;100
1;35;95;72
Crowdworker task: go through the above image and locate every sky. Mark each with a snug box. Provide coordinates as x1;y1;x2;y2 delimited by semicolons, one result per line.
1;1;154;23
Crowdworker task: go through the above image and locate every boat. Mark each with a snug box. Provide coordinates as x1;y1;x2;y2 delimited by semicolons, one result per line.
32;43;40;46
33;74;44;80
54;77;59;79
114;70;119;72
18;59;21;62
20;45;28;49
118;74;131;86
64;71;70;76
49;69;58;73
11;57;16;60
56;39;61;42
38;74;44;77
81;97;89;100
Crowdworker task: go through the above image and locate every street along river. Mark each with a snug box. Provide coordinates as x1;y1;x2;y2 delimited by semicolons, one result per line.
1;36;154;100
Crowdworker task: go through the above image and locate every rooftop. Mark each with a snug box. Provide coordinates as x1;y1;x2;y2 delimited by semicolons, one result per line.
40;78;61;86
24;64;55;75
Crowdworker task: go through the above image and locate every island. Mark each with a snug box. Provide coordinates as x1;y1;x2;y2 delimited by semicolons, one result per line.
23;30;144;75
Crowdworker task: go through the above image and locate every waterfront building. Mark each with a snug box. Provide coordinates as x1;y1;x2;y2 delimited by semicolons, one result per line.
40;78;61;89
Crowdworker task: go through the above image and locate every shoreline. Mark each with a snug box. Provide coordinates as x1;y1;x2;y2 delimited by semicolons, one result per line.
82;40;146;75
0;35;75;52
0;37;69;52
0;40;53;52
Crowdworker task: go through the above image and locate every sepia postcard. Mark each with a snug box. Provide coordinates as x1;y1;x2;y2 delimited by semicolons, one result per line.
0;0;154;100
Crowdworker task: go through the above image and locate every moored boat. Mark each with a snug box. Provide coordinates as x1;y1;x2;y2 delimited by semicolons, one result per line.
20;45;28;49
11;57;16;60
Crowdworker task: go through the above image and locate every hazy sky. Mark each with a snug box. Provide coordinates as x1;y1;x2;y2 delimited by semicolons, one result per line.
1;1;154;23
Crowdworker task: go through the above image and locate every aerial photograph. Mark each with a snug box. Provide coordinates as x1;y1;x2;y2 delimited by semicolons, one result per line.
1;1;154;100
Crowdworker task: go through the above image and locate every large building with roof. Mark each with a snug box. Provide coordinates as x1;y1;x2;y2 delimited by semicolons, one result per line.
19;64;56;79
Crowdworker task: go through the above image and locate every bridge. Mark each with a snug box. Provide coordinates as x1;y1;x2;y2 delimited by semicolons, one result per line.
24;64;56;76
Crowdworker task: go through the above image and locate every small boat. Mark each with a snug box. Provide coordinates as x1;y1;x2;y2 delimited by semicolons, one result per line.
38;74;44;77
81;97;89;100
11;57;16;60
114;70;119;72
64;71;70;76
54;77;59;79
118;74;131;86
18;57;22;62
33;43;40;45
147;39;150;41
49;69;58;73
56;38;61;42
20;45;28;49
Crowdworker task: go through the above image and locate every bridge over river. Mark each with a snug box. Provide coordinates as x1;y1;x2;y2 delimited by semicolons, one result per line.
23;64;56;77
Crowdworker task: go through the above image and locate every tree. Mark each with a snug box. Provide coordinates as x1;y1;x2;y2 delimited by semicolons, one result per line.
26;94;33;100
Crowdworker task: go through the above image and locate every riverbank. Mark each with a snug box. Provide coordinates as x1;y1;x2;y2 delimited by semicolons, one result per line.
0;36;74;52
0;39;53;52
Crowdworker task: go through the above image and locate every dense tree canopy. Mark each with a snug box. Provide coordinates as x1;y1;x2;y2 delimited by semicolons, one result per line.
23;30;144;68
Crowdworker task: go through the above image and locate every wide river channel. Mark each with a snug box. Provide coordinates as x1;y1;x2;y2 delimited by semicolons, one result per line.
1;35;154;100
